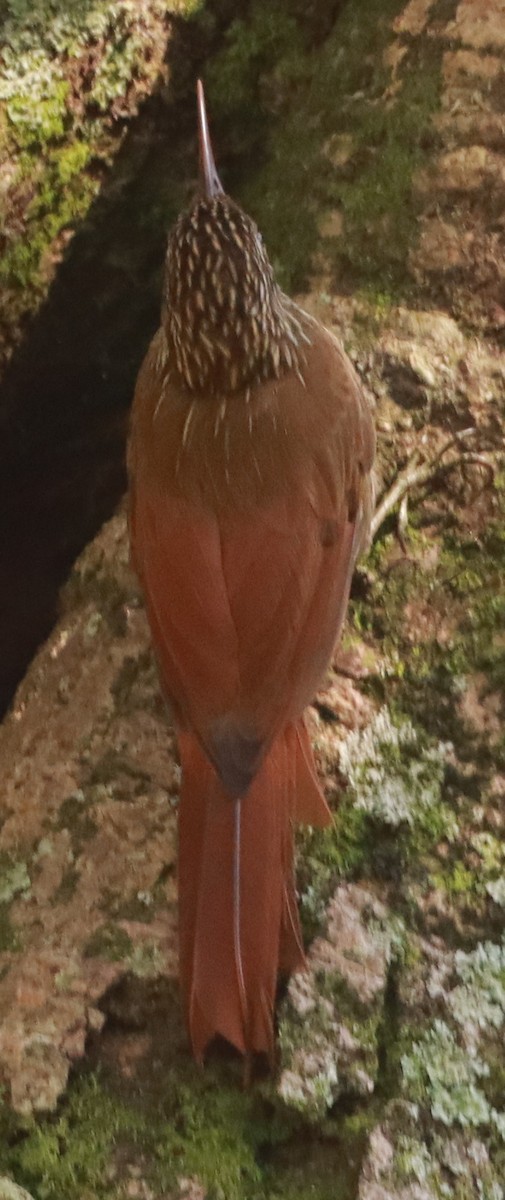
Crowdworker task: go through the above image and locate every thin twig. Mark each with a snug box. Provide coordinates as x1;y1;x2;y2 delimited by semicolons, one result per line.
430;425;475;454
397;493;409;553
371;430;495;541
442;452;496;483
371;450;426;539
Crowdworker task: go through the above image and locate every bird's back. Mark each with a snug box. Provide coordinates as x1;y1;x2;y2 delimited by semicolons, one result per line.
130;307;374;522
129;307;374;778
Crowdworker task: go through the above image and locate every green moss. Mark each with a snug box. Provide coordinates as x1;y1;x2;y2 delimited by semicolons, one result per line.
393;1134;436;1189
83;922;133;962
0;0;203;346
329;45;442;291
126;941;165;979
339;707;453;834
0;1024;370;1200
0;854;30;950
4;79;70;143
450;940;505;1038
431;861;479;900
261;1133;365;1200
154;1083;263;1199
398;942;505;1149
86;751;149;792
205;4;305;136
389;1127;505;1198
0;856;31;904
341;507;505;926
26;146;97;223
0;0;190;141
297;705;457;941
0;1066;336;1200
0;1073;142;1199
55;138;92;182
297;803;370;939
51;866;80;905
353;515;505;767
107;891;156;923
0;139;99;301
0;903;21;952
279;985;373;1118
402;1019;505;1137
205;0;443;295
56;791;97;847
110;652;157;715
0;233;47;293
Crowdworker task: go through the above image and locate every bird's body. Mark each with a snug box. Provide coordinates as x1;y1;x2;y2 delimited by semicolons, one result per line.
128;86;375;1062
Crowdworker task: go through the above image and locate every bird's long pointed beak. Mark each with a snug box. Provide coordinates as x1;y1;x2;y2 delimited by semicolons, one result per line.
197;79;223;198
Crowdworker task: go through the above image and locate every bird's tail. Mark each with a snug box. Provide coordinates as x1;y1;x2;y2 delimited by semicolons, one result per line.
177;720;330;1062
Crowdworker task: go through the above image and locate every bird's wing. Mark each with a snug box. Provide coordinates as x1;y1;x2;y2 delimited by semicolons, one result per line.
132;482;240;730
129;321;374;788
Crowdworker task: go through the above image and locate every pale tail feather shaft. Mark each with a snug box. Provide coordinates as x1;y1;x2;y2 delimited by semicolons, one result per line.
177;719;330;1060
232;797;248;1035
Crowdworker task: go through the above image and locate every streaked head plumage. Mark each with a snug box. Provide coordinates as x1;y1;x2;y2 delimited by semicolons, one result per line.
162;82;305;397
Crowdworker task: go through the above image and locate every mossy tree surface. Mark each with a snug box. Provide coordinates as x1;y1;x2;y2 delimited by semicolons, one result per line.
0;1041;366;1200
0;0;202;362
1;1;505;1198
1;314;503;1198
0;0;455;366
203;0;449;297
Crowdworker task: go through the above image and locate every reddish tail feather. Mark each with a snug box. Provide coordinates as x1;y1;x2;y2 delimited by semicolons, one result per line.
177;720;330;1060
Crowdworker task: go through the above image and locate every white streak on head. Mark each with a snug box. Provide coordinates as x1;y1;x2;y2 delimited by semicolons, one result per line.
181;401;196;448
153;392;164;422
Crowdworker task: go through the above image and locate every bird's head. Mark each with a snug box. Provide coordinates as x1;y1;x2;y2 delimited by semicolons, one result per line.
162;82;304;397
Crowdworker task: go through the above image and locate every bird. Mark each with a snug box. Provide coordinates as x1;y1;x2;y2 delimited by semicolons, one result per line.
128;80;375;1066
